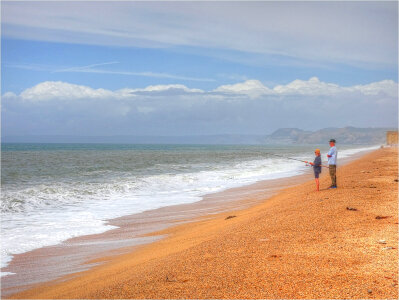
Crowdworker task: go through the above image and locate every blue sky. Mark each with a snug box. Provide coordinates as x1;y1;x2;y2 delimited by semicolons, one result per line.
1;1;398;137
3;38;398;94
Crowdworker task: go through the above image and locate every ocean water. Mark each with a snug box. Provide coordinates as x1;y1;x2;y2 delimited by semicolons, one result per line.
1;143;378;275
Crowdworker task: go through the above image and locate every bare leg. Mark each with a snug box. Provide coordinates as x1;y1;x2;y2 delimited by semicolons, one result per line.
315;178;319;191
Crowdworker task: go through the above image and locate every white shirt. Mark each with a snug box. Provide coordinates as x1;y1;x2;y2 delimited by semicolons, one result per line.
328;146;337;165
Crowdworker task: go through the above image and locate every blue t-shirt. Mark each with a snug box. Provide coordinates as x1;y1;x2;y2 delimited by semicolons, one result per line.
313;156;322;174
328;146;337;165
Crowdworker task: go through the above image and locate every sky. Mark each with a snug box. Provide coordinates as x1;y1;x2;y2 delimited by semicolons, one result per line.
1;1;398;138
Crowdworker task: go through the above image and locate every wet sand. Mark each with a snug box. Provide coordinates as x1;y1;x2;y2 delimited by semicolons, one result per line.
6;147;398;299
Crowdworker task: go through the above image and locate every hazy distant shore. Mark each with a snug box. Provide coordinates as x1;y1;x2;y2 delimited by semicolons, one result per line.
2;126;395;144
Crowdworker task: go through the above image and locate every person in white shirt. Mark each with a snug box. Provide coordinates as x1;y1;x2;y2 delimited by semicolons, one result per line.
327;139;338;188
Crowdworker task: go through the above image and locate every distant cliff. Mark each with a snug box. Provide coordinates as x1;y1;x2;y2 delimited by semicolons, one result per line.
265;127;394;145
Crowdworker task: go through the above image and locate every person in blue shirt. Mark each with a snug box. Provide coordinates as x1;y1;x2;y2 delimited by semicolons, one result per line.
308;148;322;191
327;139;338;188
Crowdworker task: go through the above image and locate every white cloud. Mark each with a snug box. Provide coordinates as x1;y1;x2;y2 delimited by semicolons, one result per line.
55;68;215;82
348;80;398;98
2;2;397;67
273;77;342;96
130;84;203;94
53;61;120;73
4;78;397;102
214;77;398;98
19;81;116;101
214;80;273;98
2;92;17;98
7;81;204;102
6;62;214;82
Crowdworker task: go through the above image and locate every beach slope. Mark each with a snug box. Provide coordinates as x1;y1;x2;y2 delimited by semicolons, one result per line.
9;147;398;299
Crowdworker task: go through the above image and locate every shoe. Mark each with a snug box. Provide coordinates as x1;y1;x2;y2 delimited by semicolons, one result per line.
328;186;337;189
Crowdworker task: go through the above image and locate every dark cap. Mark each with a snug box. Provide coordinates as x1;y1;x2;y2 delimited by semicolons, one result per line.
329;139;336;143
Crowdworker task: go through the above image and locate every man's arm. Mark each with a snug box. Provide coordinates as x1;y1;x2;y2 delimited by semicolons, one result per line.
327;147;335;158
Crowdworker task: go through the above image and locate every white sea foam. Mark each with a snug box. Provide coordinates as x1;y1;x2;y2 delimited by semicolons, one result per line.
339;145;380;158
0;145;378;274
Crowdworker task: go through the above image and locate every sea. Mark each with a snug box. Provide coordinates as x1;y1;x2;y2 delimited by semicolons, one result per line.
0;143;378;276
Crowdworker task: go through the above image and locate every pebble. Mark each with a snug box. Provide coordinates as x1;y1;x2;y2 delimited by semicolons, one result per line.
367;289;372;294
378;240;387;244
382;247;394;250
346;207;357;211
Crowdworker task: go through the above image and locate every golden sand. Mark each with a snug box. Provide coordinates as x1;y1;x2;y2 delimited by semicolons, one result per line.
9;147;398;299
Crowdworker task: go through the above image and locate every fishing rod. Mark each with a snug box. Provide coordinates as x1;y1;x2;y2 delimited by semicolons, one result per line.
268;153;308;163
267;153;329;168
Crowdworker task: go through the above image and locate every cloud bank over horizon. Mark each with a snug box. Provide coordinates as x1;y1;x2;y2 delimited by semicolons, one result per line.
3;77;398;137
4;77;398;101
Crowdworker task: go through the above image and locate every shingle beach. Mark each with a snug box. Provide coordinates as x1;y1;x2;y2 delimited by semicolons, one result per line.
9;147;398;299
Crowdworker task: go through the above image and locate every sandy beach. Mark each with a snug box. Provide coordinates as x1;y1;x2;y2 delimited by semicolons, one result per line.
6;147;398;299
